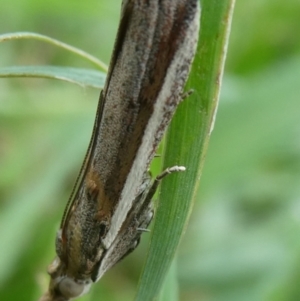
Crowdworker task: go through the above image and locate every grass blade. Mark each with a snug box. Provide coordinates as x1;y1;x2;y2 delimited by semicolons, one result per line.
0;66;106;88
134;0;236;300
158;259;179;301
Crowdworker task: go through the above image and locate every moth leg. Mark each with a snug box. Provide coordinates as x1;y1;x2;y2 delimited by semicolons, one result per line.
137;227;151;233
156;165;186;180
180;89;194;101
136;165;185;232
145;165;186;205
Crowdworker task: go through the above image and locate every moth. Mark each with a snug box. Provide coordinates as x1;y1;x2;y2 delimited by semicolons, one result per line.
39;0;200;300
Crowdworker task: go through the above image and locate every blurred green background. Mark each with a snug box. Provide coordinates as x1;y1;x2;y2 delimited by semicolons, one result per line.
1;1;300;301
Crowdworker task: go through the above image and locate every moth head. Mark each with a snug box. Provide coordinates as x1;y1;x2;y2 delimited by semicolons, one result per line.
47;257;92;300
54;277;91;300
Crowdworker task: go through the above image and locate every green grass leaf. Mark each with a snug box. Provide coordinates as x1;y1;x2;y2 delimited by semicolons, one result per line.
134;0;236;300
0;66;105;88
158;259;179;301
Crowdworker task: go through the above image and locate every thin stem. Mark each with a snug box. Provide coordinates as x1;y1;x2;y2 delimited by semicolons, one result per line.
0;32;108;72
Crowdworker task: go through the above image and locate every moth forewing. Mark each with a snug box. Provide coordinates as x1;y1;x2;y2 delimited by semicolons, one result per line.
92;174;154;281
41;1;200;300
102;0;200;250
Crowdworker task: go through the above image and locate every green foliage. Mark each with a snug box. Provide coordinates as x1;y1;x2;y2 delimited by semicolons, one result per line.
134;1;234;301
0;65;105;88
1;0;300;301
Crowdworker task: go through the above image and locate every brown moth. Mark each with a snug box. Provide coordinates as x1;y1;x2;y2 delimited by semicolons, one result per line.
39;0;200;300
